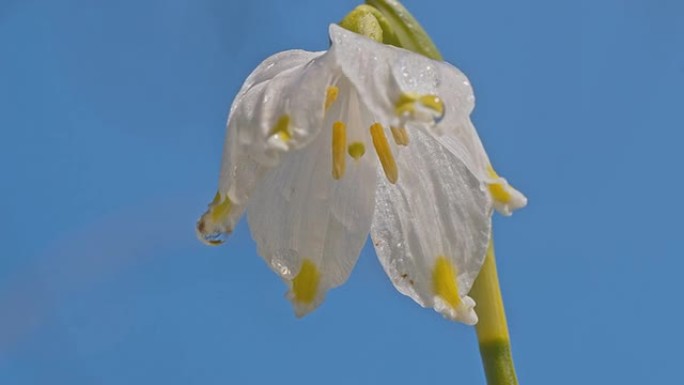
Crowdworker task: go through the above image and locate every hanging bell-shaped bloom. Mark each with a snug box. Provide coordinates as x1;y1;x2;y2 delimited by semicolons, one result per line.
196;24;526;324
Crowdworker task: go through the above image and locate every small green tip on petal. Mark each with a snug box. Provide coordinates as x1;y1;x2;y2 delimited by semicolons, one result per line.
365;0;443;60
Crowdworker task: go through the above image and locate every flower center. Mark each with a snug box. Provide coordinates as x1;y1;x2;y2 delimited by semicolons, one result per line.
324;82;445;184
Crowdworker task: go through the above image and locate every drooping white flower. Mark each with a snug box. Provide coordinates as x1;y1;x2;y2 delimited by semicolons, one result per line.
196;24;526;324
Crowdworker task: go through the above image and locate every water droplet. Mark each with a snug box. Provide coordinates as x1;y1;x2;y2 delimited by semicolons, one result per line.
196;216;230;246
270;249;299;279
271;259;292;278
197;230;229;246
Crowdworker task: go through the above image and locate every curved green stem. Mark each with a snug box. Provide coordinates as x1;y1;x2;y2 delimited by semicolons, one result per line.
470;240;519;385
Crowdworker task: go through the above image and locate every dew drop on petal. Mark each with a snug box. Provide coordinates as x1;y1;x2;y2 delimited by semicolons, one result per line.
198;230;229;246
270;249;299;279
195;215;230;246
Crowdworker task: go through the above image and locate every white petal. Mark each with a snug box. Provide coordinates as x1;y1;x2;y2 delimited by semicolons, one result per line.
392;57;488;179
434;118;490;182
485;167;528;216
421;60;492;183
327;25;472;129
436;119;527;215
371;128;492;324
197;50;338;245
228;53;335;167
235;50;322;98
327;24;399;123
246;127;377;317
423;68;527;215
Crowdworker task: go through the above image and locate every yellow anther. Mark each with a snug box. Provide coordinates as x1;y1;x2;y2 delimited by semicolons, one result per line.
395;93;445;122
332;121;346;180
418;94;445;116
370;123;398;184
292;259;320;304
325;86;339;111
209;192;232;223
270;115;291;142
486;165;512;204
348;142;366;160
390;125;409;146
395;93;418;117
432;256;462;309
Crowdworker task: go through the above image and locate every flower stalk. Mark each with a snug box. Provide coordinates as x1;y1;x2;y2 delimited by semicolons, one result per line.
469;239;519;385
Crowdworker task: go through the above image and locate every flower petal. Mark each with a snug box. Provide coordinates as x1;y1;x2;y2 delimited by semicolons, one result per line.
228;53;335;167
328;25;473;131
236;50;321;97
436;119;527;215
246;127;377;317
371;128;491;324
432;118;489;181
197;50;337;245
327;24;397;122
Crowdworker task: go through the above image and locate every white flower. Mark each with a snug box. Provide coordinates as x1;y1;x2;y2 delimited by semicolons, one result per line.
196;24;526;324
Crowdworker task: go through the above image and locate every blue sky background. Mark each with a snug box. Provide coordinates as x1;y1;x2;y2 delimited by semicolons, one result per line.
1;0;683;384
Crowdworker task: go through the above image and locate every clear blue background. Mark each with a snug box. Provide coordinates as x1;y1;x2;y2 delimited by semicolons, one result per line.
2;1;683;384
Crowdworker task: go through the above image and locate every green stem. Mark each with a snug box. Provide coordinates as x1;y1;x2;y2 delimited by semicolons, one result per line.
470;239;519;385
365;0;443;60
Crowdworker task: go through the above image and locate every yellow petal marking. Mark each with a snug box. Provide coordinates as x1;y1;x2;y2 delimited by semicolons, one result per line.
432;256;462;309
370;123;398;184
292;259;320;305
348;142;366;160
196;192;233;246
269;115;291;142
209;192;232;223
390;125;409;146
332;121;346;180
486;165;512;204
325;86;339;111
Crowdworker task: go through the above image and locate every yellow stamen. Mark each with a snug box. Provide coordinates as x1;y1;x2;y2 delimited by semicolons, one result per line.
292;259;320;304
348;142;366;160
332;121;346;180
395;93;417;117
370;123;398;183
419;94;445;116
269;115;291;142
325;86;339;111
487;165;512;204
209;192;232;224
395;93;445;121
390;125;409;146
432;256;462;309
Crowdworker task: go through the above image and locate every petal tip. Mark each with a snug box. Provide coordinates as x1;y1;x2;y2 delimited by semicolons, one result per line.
286;259;324;318
493;186;527;216
195;213;232;246
434;295;478;325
